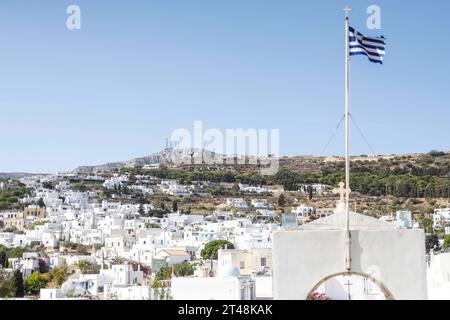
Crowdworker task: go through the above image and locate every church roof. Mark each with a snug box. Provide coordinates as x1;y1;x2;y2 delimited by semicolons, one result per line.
217;264;240;278
300;210;396;231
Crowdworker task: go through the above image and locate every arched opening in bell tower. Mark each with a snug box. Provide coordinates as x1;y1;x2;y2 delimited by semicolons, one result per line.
306;271;395;300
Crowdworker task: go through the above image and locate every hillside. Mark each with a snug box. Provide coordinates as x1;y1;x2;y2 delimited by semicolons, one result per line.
74;148;262;174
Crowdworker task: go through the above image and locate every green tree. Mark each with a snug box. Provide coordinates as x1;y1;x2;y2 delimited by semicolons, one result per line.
155;266;172;281
275;168;300;191
421;217;433;234
72;183;88;192
111;257;127;265
25;272;47;294
201;240;235;260
425;234;440;252
0;251;7;268
97;191;106;202
307;186;314;200
159;200;166;211
75;244;90;255
443;235;450;250
63;241;78;250
138;204;145;216
42;181;54;189
6;246;25;259
0;271;15;298
13;269;24;297
231;183;240;196
155;262;194;280
37;197;45;208
76;260;101;274
174;261;194;277
428;150;445;157
46;267;69;287
277;193;286;207
172;200;178;213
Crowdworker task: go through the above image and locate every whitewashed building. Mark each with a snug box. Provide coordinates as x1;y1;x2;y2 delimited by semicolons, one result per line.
171;264;255;300
433;208;450;229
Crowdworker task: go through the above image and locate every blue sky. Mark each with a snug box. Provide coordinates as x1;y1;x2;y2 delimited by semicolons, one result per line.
0;0;449;172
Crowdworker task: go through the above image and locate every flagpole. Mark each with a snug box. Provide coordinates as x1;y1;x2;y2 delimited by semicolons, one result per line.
344;5;352;271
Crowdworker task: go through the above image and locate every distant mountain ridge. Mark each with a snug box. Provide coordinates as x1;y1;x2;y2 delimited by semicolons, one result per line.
72;149;450;174
3;150;447;176
0;172;50;179
73;148;245;174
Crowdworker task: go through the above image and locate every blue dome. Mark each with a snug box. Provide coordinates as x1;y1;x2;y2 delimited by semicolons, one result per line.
218;264;240;278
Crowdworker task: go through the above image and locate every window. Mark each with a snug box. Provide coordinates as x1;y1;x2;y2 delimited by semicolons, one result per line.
261;257;267;267
240;261;245;269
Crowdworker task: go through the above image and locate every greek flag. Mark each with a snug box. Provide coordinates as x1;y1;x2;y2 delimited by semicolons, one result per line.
349;26;386;64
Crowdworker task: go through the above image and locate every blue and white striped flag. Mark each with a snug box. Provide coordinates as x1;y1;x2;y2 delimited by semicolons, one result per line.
349;26;386;64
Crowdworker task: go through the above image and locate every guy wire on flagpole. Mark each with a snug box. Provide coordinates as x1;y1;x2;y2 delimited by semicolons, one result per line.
319;115;345;157
344;4;352;271
350;114;376;156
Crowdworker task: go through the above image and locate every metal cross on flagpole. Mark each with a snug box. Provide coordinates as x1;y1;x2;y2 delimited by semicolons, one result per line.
344;4;352;271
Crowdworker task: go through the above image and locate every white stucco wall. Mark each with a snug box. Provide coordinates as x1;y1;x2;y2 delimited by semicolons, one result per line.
272;229;427;300
427;251;450;299
255;276;273;299
171;277;241;300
